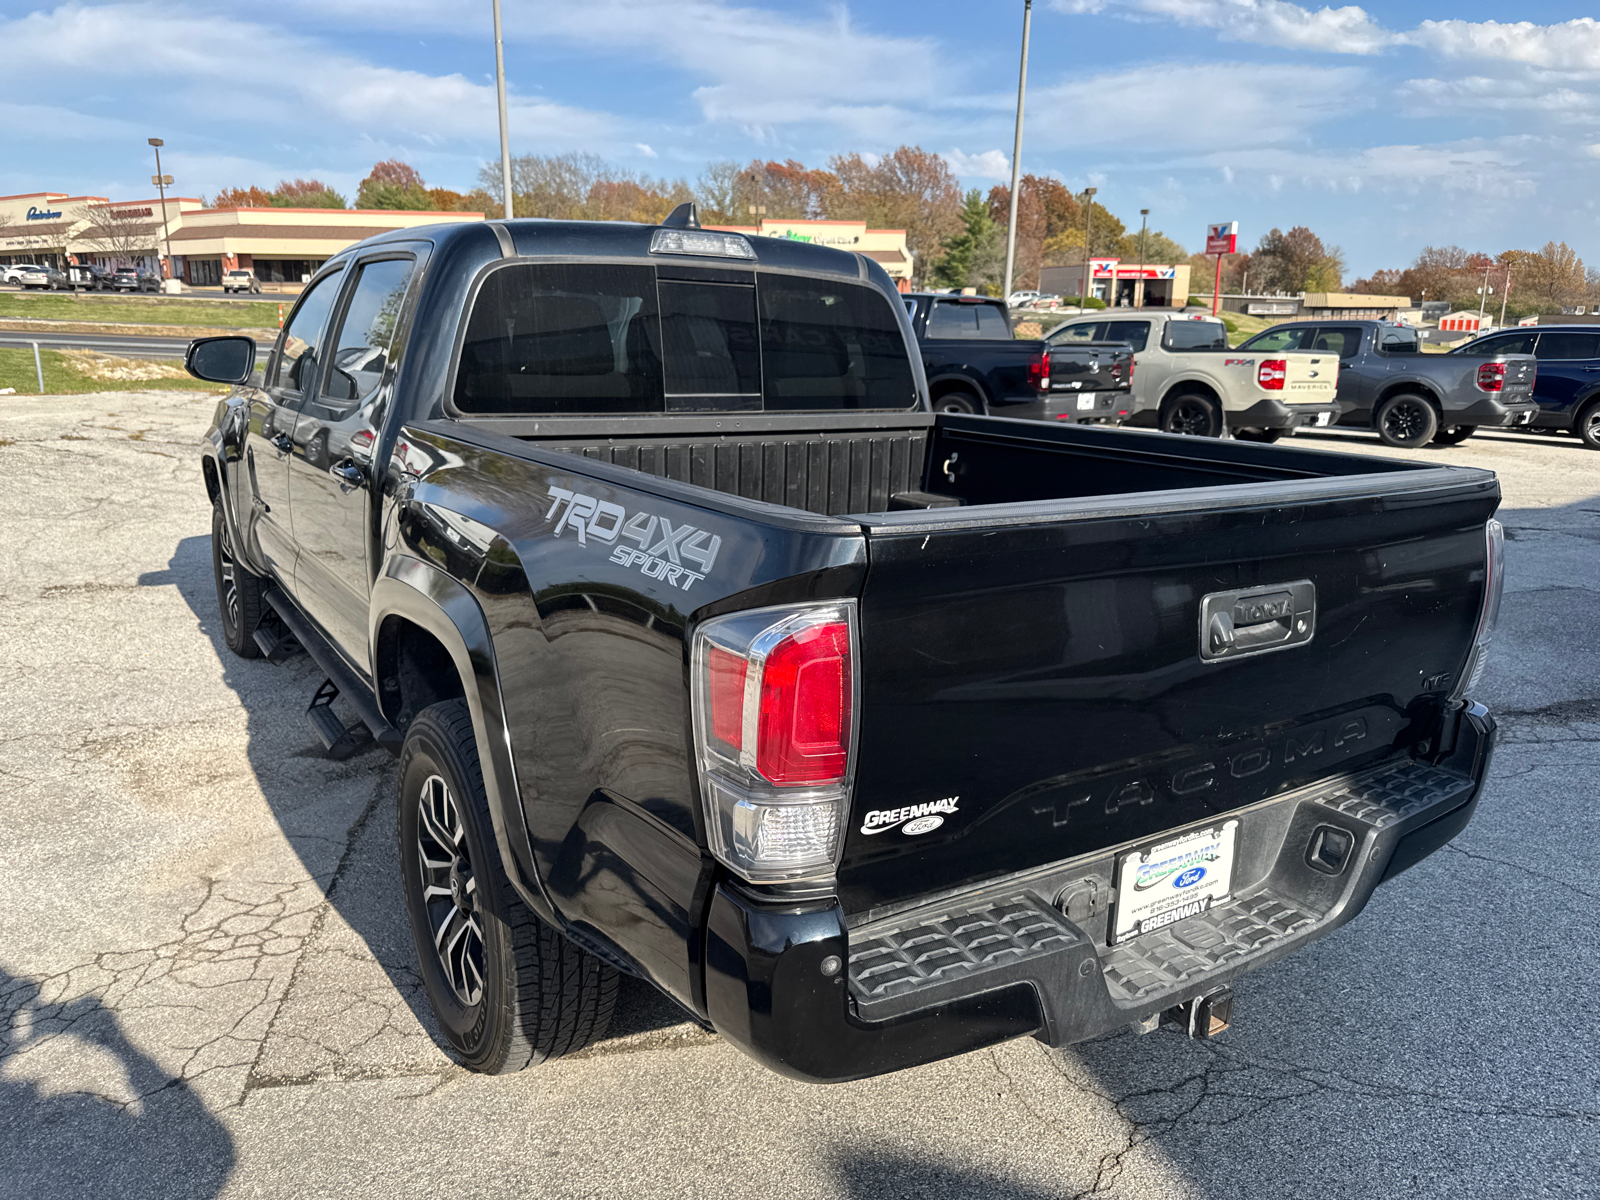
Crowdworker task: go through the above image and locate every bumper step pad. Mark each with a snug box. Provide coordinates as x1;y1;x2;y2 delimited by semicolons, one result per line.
847;759;1476;1026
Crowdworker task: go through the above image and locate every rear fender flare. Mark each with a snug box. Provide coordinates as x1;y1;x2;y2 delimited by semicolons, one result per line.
1160;377;1222;409
370;555;555;923
926;370;993;408
1374;380;1442;416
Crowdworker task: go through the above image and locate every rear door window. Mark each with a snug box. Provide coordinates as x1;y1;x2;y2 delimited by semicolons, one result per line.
1101;320;1151;352
1464;332;1536;356
1313;326;1365;356
1048;321;1107;344
1163;319;1228;350
1534;331;1600;359
1376;326;1420;354
1240;327;1310;352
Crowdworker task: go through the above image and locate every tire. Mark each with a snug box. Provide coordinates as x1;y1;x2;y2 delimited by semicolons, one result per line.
399;699;618;1073
1160;390;1224;438
933;391;982;415
1233;427;1287;443
211;501;264;659
1578;401;1600;450
1374;393;1439;449
1431;424;1478;447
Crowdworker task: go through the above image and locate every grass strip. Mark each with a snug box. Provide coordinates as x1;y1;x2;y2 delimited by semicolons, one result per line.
0;292;282;330
0;347;229;395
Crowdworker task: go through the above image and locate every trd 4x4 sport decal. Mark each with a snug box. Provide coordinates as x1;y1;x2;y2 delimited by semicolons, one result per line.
545;487;722;592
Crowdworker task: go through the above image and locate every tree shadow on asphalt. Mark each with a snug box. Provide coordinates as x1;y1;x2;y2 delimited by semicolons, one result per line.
0;967;235;1200
140;535;686;1066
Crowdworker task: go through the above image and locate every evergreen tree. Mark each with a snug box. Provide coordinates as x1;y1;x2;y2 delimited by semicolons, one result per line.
933;190;1000;290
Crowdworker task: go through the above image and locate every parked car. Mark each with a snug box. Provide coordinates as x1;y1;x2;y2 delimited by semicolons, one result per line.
904;292;1135;424
1454;325;1600;450
1007;290;1041;308
188;210;1503;1084
17;265;67;290
1237;320;1538;448
1046;310;1340;439
222;269;261;294
2;263;45;285
112;267;162;293
65;263;114;291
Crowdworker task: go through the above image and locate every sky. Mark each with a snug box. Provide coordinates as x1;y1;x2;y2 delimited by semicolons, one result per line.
5;0;1600;276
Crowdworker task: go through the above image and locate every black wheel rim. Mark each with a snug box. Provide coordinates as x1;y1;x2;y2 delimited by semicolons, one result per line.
417;774;485;1006
1384;401;1427;442
1169;399;1213;436
217;518;240;634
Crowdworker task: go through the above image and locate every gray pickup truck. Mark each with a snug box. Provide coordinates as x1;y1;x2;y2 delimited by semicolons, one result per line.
1237;320;1538;448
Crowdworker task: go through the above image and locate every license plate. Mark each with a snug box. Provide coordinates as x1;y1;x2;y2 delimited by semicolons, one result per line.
1315;411;1332;427
1077;393;1097;411
1110;821;1239;945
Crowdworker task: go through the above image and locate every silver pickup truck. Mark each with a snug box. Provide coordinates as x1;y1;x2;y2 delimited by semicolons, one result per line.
1048;311;1340;441
1236;320;1538;448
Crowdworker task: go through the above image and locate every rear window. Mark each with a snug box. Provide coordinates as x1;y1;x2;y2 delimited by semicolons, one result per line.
1163;319;1228;350
926;299;1011;340
453;263;914;415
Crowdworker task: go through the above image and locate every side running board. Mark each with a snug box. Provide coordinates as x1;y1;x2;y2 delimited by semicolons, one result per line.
262;585;402;756
306;678;375;761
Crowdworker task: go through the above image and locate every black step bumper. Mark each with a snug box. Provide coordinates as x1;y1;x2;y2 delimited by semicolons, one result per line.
703;703;1495;1083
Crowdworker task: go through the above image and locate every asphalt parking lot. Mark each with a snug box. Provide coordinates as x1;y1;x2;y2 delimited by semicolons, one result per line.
1;391;1596;1199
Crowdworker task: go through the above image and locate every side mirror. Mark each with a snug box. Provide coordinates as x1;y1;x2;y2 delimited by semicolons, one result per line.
186;335;256;385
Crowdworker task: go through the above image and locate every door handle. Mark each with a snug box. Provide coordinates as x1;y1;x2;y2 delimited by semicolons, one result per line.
270;432;293;456
330;459;365;493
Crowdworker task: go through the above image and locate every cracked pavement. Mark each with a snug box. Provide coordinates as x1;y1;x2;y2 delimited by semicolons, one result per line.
0;392;1596;1198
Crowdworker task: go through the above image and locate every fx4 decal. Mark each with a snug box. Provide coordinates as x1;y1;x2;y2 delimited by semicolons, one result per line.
545;487;722;592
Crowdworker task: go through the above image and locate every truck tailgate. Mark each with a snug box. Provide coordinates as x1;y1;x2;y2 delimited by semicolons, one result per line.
840;471;1497;915
1280;352;1337;404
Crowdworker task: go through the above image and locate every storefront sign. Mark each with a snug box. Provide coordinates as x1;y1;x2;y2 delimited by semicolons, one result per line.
109;207;154;219
26;206;63;221
1089;258;1121;277
1205;221;1238;256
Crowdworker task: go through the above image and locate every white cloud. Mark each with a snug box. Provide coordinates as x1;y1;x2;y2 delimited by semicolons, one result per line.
635;143;658;158
1411;18;1600;71
1207;142;1540;200
1027;62;1370;152
1050;0;1395;54
942;148;1011;180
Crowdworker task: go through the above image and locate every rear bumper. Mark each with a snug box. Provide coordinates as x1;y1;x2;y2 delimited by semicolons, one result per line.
999;389;1136;424
1454;397;1538;426
1229;397;1342;431
703;702;1495;1083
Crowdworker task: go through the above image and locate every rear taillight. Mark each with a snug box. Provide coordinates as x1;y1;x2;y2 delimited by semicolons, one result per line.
1449;519;1504;703
692;602;858;882
1027;350;1051;394
1258;360;1287;390
1477;362;1506;393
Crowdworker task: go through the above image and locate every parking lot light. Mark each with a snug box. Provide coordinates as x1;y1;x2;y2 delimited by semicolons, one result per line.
148;138;175;283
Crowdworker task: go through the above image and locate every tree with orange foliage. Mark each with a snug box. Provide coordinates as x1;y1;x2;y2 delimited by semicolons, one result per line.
211;185;276;208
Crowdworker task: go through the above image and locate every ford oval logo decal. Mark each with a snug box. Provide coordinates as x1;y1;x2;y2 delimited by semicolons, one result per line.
1174;867;1206;889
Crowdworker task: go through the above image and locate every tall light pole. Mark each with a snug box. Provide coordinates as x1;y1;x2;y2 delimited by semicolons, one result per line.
1498;266;1512;329
1138;207;1149;307
1001;0;1033;301
1082;186;1097;303
147;138;174;282
491;0;514;220
1476;261;1493;333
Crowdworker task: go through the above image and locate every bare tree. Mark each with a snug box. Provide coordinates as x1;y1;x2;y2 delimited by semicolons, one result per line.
72;201;162;265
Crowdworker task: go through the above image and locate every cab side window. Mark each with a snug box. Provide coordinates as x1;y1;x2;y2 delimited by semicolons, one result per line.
1048;321;1107;344
1101;320;1151;352
271;268;346;394
320;257;417;412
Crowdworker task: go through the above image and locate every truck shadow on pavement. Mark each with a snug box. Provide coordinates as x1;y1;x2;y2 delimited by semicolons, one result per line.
0;967;235;1200
141;535;687;1072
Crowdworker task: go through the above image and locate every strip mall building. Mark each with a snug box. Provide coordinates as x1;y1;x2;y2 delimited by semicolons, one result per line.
0;192;481;287
711;218;914;289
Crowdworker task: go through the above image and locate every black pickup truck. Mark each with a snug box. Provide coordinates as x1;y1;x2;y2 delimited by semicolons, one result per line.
189;208;1503;1083
905;292;1135;424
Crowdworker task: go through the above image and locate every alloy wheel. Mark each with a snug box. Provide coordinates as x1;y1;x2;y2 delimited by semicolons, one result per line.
217;519;240;633
1383;401;1428;442
1168;399;1215;436
416;774;485;1006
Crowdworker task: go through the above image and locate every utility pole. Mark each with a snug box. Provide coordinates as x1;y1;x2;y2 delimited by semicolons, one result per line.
1498;267;1512;328
1001;0;1033;301
1476;261;1493;333
1137;208;1149;307
1082;185;1097;304
492;0;514;220
147;138;174;283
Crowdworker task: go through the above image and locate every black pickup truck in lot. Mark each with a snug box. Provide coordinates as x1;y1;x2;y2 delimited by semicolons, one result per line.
190;209;1503;1083
904;291;1134;425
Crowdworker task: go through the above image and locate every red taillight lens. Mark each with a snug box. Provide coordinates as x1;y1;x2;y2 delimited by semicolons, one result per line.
707;646;748;749
1477;362;1506;392
1258;359;1287;390
756;621;851;785
1027;350;1050;394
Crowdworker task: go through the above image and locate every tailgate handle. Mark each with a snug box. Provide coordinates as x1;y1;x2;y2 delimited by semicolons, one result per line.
1200;581;1316;662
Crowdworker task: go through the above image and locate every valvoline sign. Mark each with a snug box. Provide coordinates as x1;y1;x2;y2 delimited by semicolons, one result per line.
1205;221;1237;255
